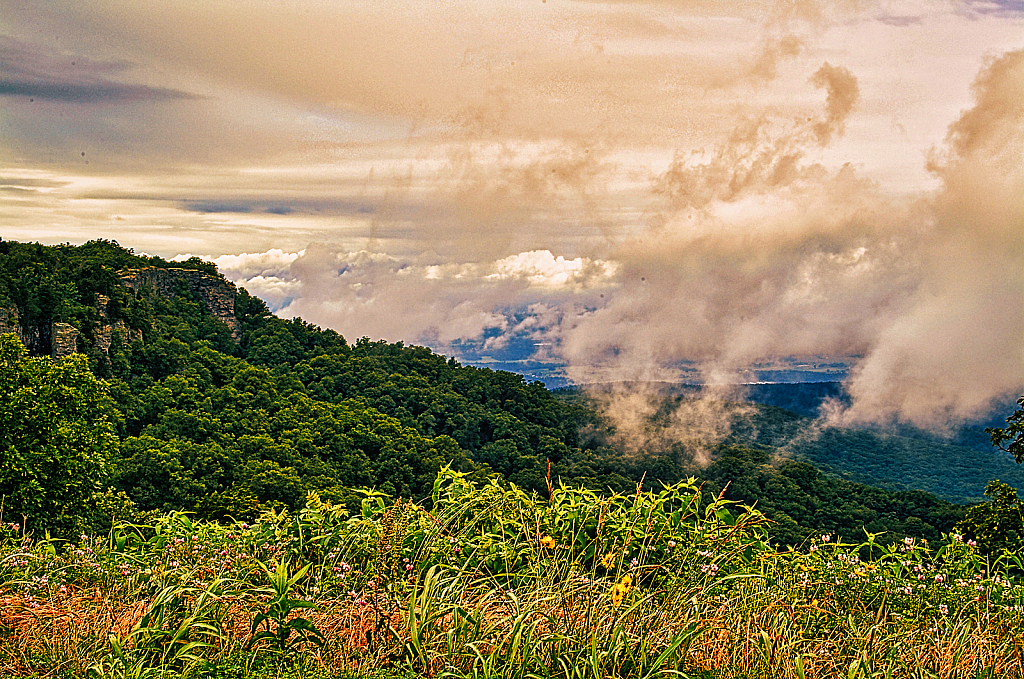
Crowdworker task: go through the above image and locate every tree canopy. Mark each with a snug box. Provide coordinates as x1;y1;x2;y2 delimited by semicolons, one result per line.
0;333;117;533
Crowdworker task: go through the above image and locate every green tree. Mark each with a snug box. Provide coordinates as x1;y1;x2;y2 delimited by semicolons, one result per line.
988;396;1024;463
0;333;117;534
955;481;1024;554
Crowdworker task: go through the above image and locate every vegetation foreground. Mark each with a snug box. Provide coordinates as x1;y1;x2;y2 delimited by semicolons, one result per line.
2;469;1023;679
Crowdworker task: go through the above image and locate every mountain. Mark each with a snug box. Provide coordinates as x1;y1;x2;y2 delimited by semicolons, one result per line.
3;237;1019;546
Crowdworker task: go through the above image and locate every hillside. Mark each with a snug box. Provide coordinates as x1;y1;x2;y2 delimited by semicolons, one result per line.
558;385;1022;503
3;238;1020;548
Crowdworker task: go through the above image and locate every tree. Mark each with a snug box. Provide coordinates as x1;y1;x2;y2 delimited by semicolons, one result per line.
0;333;117;534
955;481;1024;554
988;396;1024;463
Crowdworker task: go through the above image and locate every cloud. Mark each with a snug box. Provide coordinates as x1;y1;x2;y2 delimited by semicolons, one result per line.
808;62;860;145
0;36;195;102
1;0;1022;439
222;245;616;337
835;48;1024;428
557;49;1024;430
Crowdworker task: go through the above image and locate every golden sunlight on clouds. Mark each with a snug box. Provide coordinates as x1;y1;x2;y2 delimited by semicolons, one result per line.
1;0;1022;427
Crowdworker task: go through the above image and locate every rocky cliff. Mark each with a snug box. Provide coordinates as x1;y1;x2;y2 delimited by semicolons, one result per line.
120;267;239;340
0;306;82;358
93;294;143;352
1;267;238;358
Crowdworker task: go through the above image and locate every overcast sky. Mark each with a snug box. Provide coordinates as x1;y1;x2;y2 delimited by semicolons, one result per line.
1;0;1022;427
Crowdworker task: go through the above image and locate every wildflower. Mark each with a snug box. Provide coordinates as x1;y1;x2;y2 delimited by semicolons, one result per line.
904;537;914;546
540;535;556;549
935;574;945;583
809;545;818;553
939;604;948;615
611;574;632;607
967;539;977;548
667;540;676;548
822;534;831;543
600;551;617;569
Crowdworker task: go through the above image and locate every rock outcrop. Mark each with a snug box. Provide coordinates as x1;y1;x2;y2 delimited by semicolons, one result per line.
120;267;239;340
93;295;143;351
1;267;238;358
1;305;50;355
51;322;80;358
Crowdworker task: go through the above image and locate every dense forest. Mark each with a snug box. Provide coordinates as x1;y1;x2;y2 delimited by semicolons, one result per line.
1;238;1021;550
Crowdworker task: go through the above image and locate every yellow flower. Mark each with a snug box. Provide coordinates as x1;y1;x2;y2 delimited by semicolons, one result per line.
540;535;556;549
600;551;617;569
610;574;632;608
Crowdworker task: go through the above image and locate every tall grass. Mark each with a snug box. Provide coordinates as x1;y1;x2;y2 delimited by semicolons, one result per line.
1;470;1022;678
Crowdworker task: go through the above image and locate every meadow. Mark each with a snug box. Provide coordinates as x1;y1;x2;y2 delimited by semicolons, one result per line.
2;468;1022;679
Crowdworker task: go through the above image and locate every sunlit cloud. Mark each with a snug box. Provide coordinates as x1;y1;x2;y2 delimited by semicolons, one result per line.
0;0;1021;428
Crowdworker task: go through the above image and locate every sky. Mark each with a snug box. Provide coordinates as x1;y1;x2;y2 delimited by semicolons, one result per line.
1;0;1022;430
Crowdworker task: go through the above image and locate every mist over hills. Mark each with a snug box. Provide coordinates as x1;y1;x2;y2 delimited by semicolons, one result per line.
1;238;1021;545
553;381;1020;504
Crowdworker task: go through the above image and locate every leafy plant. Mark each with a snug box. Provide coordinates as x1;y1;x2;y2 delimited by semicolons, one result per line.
246;558;325;656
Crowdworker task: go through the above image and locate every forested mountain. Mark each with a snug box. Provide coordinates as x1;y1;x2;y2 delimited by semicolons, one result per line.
2;238;1018;548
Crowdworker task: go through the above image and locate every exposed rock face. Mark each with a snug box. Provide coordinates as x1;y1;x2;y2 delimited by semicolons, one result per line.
120;267;239;340
93;295;143;351
1;305;49;354
51;322;80;358
2;267;237;358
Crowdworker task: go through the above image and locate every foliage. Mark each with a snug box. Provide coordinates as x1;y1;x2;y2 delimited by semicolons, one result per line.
988;395;1024;463
0;472;1022;678
701;445;965;548
247;558;325;655
0;333;117;535
955;480;1024;554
